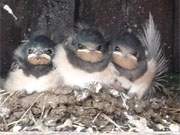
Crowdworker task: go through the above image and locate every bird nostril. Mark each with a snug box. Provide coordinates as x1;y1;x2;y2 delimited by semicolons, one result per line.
114;46;121;52
96;45;102;51
78;43;85;49
46;49;53;55
28;48;34;54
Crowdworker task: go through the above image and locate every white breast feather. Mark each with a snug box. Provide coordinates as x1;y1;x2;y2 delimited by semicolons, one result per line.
4;69;61;94
53;45;121;88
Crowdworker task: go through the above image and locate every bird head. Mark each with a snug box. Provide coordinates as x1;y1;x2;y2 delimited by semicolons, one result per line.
16;35;56;66
65;28;109;63
110;33;146;70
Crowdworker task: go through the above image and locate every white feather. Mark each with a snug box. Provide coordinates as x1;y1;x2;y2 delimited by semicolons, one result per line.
4;69;61;94
128;13;168;99
3;5;17;20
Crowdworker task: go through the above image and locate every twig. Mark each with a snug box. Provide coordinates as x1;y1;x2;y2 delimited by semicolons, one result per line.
8;93;44;127
40;94;47;119
92;112;101;123
0;89;6;93
101;113;123;131
0;91;16;106
2;117;8;130
0;92;10;97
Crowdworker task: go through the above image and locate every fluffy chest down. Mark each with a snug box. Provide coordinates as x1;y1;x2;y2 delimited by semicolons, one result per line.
54;45;116;88
4;69;61;94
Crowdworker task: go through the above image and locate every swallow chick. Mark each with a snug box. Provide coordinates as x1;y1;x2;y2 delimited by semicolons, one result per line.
110;14;168;99
110;32;147;82
4;35;61;94
53;24;114;88
127;14;168;99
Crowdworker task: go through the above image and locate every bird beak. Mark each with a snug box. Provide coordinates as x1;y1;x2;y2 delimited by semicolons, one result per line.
27;54;51;65
77;49;103;63
112;51;138;70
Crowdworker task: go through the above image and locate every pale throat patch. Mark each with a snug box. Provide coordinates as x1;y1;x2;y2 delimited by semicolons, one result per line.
76;49;103;63
27;54;51;65
112;51;138;70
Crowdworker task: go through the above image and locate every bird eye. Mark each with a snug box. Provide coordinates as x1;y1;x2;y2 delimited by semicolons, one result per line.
45;49;53;55
78;43;85;49
114;46;121;52
27;48;34;54
96;45;103;51
131;51;138;57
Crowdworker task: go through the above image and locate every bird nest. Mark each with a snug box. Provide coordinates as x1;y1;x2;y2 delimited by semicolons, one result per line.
0;83;180;133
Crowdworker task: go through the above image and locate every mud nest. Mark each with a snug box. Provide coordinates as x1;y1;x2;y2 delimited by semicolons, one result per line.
0;82;180;133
